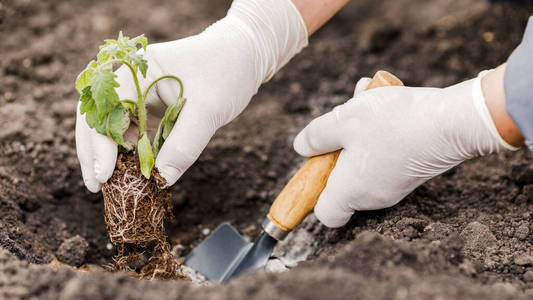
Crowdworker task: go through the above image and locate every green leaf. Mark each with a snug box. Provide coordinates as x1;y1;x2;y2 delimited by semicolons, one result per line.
138;133;154;179
115;50;127;60
130;52;148;78
102;39;118;46
120;99;137;117
80;86;106;135
117;31;136;53
116;31;128;50
90;68;120;118
97;43;119;63
75;60;96;93
117;144;129;153
79;86;94;114
162;97;186;139
130;34;148;51
152;97;186;156
152;122;165;158
105;104;131;150
76;69;93;94
138;37;148;51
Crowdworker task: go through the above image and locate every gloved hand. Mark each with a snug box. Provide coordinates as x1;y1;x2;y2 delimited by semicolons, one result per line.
76;0;308;192
293;72;519;228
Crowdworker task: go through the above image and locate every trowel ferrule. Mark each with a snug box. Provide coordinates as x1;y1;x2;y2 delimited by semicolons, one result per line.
262;217;289;240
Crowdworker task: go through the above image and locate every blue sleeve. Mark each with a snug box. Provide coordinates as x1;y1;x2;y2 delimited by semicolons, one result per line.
505;16;533;151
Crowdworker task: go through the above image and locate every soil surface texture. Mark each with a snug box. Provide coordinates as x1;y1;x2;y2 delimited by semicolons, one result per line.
1;0;533;299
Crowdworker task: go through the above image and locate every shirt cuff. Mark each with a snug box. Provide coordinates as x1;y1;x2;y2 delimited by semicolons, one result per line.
505;16;533;152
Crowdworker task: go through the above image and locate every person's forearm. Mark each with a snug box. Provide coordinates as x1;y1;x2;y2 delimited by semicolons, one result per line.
482;64;525;147
292;0;350;35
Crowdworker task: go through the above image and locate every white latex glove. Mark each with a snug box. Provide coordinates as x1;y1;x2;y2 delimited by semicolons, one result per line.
293;72;519;228
76;0;308;192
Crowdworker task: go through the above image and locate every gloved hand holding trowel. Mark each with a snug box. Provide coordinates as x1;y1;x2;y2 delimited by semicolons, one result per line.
76;0;533;282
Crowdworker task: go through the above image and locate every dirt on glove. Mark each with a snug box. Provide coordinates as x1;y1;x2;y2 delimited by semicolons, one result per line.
102;152;187;280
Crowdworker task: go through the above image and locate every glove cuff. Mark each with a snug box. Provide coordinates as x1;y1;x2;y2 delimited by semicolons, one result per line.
226;0;308;83
472;71;520;152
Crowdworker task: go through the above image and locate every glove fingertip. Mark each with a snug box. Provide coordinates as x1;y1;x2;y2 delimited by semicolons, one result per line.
93;155;116;184
90;133;117;184
84;177;101;193
94;169;113;184
293;131;310;157
155;162;183;188
353;77;372;97
314;194;353;228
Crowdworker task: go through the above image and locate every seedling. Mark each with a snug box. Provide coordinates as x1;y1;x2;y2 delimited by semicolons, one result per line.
76;31;185;178
76;32;187;280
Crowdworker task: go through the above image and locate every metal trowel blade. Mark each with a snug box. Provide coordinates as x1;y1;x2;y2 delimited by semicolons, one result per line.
184;223;277;283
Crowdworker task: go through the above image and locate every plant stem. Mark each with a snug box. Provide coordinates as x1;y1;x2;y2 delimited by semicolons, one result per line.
143;75;184;100
119;60;146;138
103;60;184;141
120;99;137;105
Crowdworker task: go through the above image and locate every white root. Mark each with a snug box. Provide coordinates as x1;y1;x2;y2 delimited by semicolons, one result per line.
103;169;163;245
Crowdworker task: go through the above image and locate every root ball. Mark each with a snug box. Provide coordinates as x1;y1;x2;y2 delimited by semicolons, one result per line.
102;152;187;280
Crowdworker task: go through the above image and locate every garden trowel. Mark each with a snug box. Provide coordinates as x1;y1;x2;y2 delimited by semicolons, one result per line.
184;71;404;283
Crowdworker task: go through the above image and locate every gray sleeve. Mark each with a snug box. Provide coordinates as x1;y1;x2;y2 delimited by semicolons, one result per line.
505;16;533;151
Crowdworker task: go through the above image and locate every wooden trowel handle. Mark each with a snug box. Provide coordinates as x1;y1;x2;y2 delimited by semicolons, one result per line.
267;71;404;233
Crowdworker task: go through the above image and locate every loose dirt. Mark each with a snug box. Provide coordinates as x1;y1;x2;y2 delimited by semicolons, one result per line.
1;0;533;299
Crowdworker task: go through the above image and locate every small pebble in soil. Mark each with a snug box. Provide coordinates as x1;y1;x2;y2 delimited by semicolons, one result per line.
503;227;515;238
202;228;210;236
511;163;533;186
515;194;528;205
460;222;497;253
492;282;517;294
424;222;452;241
242;145;253;153
266;170;277;179
402;227;419;239
396;218;428;232
523;185;533;201
396;218;428;239
56;235;89;266
265;258;288;273
515;224;530;240
514;254;533;266
245;188;257;200
482;31;495;43
524;270;533;282
459;260;477;276
181;265;209;286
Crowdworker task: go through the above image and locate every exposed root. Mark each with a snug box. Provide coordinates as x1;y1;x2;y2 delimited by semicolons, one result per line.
102;152;187;280
141;243;188;280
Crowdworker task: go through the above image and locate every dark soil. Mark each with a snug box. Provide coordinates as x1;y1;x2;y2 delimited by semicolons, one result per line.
102;152;184;280
1;0;533;298
55;235;89;267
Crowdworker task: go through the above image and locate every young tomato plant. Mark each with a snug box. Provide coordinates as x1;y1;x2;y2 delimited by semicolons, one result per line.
76;32;186;178
76;33;188;280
